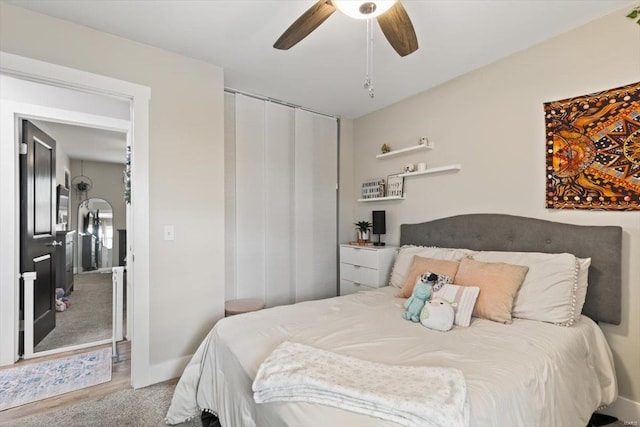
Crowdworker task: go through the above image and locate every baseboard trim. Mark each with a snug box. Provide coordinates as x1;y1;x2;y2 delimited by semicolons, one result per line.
599;396;640;423
135;354;192;389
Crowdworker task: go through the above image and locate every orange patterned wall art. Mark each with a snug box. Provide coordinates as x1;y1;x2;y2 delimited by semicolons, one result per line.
544;81;640;210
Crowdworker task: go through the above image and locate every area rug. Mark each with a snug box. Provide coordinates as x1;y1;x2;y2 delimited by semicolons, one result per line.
0;347;112;411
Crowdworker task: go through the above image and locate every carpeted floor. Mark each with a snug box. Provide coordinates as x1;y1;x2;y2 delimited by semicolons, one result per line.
34;272;113;352
8;380;202;427
5;377;626;427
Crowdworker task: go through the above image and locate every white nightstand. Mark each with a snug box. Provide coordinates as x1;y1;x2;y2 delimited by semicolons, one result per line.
339;244;397;295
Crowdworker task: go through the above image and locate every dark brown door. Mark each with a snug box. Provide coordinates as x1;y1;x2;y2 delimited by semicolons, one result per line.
20;120;58;351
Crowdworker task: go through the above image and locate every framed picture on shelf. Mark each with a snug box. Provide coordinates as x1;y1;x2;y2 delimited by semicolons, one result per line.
386;174;404;198
362;178;385;200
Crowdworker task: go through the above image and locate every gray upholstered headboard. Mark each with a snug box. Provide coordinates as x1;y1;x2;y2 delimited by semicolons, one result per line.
400;214;622;324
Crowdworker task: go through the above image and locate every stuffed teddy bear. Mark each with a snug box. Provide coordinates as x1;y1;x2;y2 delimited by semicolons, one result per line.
420;298;457;331
402;273;438;322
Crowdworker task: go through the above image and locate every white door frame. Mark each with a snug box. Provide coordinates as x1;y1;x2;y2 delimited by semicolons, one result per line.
13;109;129;361
0;52;151;387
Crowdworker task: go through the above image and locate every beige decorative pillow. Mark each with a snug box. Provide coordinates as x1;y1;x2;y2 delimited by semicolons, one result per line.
453;258;529;324
389;246;475;288
397;256;460;298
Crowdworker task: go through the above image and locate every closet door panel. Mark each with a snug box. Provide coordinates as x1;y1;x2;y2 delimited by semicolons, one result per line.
294;109;338;302
310;113;338;300
265;102;294;307
235;94;265;300
224;93;237;300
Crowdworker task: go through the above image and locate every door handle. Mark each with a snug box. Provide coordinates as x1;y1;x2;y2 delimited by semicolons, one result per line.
47;241;63;247
33;254;51;263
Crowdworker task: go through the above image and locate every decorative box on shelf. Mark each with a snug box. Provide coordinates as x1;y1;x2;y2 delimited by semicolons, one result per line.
339;244;397;296
348;241;374;246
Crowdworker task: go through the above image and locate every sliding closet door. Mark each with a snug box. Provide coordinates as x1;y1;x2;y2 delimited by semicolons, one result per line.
265;102;294;307
227;93;338;306
235;94;265;300
294;109;338;302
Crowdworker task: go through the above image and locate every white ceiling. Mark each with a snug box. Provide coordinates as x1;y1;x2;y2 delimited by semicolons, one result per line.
32;120;126;164
7;0;634;118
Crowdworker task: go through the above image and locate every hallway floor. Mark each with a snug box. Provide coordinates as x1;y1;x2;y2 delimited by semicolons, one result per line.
34;271;113;352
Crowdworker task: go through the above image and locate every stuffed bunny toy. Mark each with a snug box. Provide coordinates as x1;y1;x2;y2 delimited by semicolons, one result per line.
420;298;457;331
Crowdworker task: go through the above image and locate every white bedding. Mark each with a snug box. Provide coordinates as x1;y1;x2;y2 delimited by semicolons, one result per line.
166;287;617;427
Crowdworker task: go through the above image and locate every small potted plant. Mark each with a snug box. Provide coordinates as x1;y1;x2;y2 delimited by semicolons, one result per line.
354;220;372;242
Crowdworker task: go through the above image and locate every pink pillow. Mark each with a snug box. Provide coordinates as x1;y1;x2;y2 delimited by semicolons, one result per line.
454;258;529;324
397;256;460;298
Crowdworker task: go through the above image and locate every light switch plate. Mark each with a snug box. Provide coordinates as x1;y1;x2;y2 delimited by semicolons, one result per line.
164;225;174;241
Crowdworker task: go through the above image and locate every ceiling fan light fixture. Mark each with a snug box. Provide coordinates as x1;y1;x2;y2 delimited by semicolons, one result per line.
332;0;397;19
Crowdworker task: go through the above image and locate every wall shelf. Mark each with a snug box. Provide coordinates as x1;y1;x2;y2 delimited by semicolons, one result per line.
398;164;461;177
376;142;433;159
357;196;405;202
360;143;459;203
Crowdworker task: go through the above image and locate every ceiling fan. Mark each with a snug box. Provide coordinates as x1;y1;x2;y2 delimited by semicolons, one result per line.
274;0;418;57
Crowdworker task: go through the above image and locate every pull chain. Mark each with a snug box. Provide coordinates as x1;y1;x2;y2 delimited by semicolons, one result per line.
364;18;374;98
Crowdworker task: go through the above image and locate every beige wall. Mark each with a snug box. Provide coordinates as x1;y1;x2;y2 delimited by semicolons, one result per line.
352;10;640;402
339;118;355;244
0;2;225;368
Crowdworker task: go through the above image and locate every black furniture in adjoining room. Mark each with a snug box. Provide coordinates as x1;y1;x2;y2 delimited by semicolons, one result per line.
55;230;75;295
82;233;97;271
118;229;126;266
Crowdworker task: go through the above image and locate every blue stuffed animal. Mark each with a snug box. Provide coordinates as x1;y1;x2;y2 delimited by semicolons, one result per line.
403;273;438;322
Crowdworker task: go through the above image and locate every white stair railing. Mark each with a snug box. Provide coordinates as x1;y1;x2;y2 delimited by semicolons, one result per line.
22;271;37;359
22;268;125;360
112;266;125;359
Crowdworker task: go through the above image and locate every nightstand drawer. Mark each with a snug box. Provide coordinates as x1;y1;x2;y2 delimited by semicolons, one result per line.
339;246;380;269
340;262;379;287
340;279;374;296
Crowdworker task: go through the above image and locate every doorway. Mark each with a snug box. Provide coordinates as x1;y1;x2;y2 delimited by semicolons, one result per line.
21;118;129;354
16;107;128;360
7;80;130;358
0;51;150;388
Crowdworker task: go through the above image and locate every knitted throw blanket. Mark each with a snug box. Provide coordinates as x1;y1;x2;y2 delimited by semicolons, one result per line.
252;341;469;427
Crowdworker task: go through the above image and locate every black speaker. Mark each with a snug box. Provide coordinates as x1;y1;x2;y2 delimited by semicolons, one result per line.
372;210;386;246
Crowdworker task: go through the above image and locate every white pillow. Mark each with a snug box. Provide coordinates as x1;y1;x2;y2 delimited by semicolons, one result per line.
575;257;591;320
389;246;476;288
472;251;580;326
432;284;480;327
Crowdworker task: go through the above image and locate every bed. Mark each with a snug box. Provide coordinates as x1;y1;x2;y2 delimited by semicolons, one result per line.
166;214;622;427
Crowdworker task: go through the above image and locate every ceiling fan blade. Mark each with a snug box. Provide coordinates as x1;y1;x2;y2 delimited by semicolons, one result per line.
274;0;336;50
376;2;418;57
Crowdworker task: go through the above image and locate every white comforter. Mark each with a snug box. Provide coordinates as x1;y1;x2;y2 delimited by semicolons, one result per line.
166;287;617;427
